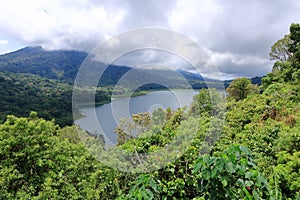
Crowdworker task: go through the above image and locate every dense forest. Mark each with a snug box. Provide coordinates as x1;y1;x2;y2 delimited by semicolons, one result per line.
0;47;261;127
0;71;115;127
0;72;74;126
0;23;299;199
0;44;263;128
0;47;214;127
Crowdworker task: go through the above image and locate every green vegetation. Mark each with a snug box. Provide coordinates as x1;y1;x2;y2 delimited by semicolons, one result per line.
0;23;299;199
0;72;115;127
0;72;74;127
226;78;259;101
0;46;87;83
263;23;300;86
111;90;149;100
215;82;299;199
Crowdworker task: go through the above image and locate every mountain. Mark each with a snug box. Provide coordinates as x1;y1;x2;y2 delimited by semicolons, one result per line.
0;46;263;125
0;46;262;89
0;46;211;89
176;69;204;81
250;76;263;85
0;46;87;83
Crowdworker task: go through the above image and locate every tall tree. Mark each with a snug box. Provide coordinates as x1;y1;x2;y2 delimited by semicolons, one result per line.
288;23;300;82
263;23;300;86
269;34;292;62
289;23;300;63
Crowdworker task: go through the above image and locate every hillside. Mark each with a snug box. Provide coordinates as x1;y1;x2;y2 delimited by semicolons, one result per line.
0;46;263;91
0;46;209;87
0;72;74;126
0;46;87;82
0;46;262;126
0;23;299;199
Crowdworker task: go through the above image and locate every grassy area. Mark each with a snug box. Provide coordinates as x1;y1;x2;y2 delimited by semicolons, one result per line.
76;91;149;107
111;91;149;100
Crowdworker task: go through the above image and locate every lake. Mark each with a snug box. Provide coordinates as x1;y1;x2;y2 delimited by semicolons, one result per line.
75;90;198;146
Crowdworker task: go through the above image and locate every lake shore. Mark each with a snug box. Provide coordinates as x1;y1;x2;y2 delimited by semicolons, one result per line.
75;90;198;144
75;90;150;108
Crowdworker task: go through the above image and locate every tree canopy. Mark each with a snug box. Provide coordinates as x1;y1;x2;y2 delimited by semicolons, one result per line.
263;23;300;85
269;34;292;62
0;23;299;199
226;78;259;101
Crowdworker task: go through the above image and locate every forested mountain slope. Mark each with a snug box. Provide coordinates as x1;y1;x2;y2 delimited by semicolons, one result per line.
0;72;73;126
0;46;211;87
0;46;87;82
0;23;298;200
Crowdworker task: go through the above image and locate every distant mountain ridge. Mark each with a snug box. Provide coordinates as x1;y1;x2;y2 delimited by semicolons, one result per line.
0;46;87;82
0;46;262;88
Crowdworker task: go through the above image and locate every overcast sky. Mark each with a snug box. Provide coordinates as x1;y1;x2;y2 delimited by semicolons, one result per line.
0;0;300;79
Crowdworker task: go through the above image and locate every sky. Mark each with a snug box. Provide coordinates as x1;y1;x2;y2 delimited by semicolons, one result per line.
0;0;300;79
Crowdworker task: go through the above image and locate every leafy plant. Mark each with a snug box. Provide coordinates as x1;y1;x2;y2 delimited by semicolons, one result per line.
193;145;273;199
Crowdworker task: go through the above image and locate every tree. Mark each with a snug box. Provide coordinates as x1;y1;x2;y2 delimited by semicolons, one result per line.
0;113;98;198
216;82;300;199
269;34;292;62
263;23;300;86
151;108;166;125
289;23;300;63
288;23;300;82
226;78;259;101
115;112;152;145
189;88;223;116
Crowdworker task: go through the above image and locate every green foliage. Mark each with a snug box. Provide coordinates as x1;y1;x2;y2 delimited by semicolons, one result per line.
0;23;299;199
0;113;101;199
226;78;259;101
0;72;74;127
1;81;298;199
0;46;213;91
119;174;160;200
0;72;114;127
193;145;273;199
189;88;223;117
152;107;167;125
263;23;300;86
270;34;292;62
0;46;87;83
114;98;276;199
216;82;300;199
72;86;113;106
115;112;152;145
289;23;300;62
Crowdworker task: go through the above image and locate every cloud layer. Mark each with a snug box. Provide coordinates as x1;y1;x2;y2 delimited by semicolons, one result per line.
1;0;300;79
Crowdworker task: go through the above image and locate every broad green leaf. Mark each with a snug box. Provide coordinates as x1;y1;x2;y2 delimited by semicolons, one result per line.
225;162;235;174
236;179;245;187
242;187;253;200
221;178;228;187
201;170;211;180
245;180;254;187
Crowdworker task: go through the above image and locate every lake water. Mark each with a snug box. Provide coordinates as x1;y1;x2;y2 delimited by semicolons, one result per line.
75;90;198;145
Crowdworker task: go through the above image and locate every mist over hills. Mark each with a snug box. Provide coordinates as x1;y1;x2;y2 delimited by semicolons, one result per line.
0;46;261;88
0;46;86;82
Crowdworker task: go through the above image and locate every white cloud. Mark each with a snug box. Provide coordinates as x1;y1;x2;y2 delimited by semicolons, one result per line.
1;0;300;78
0;40;8;45
208;50;272;78
0;0;126;51
168;0;221;37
